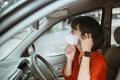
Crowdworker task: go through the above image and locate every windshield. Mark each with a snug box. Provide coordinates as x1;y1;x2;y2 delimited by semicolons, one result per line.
0;0;50;61
0;0;20;13
0;26;35;61
0;0;28;60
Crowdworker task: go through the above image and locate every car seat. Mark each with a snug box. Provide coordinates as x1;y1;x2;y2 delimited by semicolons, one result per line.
105;27;120;80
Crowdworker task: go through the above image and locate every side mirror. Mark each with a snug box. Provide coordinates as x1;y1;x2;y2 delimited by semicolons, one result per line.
28;44;35;56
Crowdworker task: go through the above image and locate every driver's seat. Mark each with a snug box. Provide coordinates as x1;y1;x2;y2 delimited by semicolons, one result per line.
105;27;120;80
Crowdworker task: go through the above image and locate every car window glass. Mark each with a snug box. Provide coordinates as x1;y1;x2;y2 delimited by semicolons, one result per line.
0;0;19;13
111;7;120;45
0;26;35;60
34;9;102;57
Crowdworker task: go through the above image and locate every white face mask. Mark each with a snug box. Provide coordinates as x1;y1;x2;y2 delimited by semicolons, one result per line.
65;32;80;45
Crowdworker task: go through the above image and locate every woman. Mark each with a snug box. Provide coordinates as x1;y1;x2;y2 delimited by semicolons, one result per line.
62;16;106;80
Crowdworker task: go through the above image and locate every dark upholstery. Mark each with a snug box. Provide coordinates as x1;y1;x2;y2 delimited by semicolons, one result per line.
105;27;120;80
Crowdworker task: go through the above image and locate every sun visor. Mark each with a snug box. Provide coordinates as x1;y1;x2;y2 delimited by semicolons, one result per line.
48;9;68;18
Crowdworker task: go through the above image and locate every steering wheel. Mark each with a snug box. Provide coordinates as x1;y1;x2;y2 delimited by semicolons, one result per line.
31;54;59;80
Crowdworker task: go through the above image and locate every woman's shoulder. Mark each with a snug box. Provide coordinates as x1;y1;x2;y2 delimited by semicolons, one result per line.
91;51;106;61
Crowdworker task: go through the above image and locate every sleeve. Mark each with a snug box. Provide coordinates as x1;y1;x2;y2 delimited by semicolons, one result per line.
62;66;72;80
90;58;106;80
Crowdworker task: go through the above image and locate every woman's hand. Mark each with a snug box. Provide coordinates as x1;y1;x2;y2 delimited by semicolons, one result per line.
64;44;76;62
80;33;93;52
64;44;76;76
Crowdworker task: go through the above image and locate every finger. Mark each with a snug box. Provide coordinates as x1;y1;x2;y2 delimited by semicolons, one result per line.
64;49;68;54
65;50;71;54
69;45;75;53
64;48;71;53
65;45;73;53
82;36;85;39
65;45;72;51
88;33;92;38
85;33;89;38
73;46;76;52
65;48;72;54
64;45;69;52
67;45;73;51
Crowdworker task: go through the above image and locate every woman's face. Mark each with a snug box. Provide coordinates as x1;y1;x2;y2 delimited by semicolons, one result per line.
71;25;81;36
71;25;82;51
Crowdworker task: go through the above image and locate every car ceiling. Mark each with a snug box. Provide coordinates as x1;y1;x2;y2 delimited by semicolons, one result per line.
48;0;119;18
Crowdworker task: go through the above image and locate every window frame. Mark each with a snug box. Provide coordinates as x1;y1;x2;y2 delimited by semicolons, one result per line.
111;6;120;46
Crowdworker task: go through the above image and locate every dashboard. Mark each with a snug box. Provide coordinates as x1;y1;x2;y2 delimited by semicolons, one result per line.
0;58;35;80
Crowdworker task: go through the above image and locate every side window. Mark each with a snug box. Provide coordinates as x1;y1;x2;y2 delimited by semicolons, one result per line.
34;9;102;57
111;7;120;45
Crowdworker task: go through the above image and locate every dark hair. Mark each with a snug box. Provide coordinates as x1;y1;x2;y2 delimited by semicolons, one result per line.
71;16;104;51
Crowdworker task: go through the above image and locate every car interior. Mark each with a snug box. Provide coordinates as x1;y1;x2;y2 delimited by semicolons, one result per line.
0;0;120;80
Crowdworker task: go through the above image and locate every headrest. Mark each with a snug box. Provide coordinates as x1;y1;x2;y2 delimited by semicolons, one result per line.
114;27;120;44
